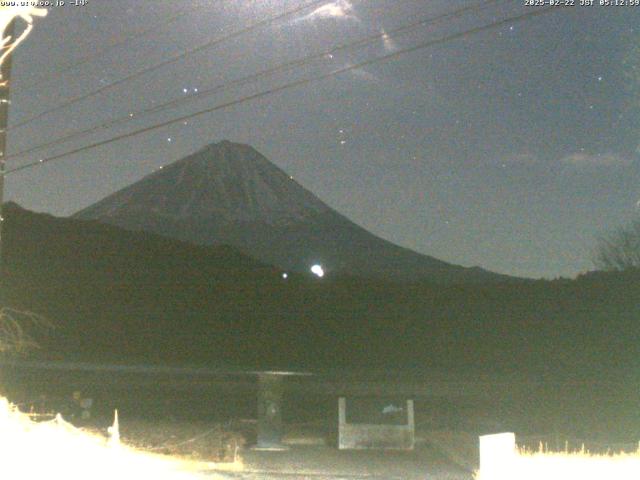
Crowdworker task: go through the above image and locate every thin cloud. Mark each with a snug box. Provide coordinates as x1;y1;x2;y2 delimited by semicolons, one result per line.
380;28;397;52
344;63;380;83
297;0;358;22
498;153;539;165
560;152;633;167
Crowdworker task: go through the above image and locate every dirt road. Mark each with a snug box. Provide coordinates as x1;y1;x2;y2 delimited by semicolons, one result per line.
197;444;474;480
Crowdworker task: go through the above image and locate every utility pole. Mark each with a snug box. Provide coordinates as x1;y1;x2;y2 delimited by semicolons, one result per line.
0;18;15;291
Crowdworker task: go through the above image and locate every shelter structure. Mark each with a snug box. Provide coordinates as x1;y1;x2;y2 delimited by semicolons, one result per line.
0;359;310;450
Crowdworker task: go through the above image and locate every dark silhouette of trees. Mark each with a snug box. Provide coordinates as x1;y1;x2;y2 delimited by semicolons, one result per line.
593;219;640;271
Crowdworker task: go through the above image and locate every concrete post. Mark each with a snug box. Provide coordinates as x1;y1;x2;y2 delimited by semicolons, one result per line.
406;399;415;449
406;399;414;428
338;397;346;426
255;373;287;450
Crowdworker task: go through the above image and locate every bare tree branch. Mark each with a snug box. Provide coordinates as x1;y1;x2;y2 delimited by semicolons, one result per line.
0;307;51;355
593;220;640;271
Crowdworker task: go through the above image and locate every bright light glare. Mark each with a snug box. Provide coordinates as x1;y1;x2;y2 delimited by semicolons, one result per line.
0;397;206;480
307;1;352;19
0;6;47;85
295;0;358;23
381;28;397;52
310;264;324;277
476;443;640;480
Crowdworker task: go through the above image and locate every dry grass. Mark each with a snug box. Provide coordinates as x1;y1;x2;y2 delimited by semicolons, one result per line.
421;430;479;471
0;396;215;479
119;417;246;463
475;443;640;480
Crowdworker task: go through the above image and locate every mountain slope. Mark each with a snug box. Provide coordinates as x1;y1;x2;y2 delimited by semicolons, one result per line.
74;140;508;284
2;203;639;375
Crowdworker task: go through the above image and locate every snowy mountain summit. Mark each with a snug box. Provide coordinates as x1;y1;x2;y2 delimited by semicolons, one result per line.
75;140;507;283
78;140;329;226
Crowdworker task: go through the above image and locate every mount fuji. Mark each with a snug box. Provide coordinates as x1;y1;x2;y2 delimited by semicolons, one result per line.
74;140;508;284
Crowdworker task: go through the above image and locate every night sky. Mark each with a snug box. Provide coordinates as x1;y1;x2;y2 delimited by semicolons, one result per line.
4;0;640;279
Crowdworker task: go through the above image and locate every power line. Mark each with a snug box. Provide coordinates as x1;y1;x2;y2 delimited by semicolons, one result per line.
7;5;565;176
7;0;507;161
19;4;201;92
8;0;328;132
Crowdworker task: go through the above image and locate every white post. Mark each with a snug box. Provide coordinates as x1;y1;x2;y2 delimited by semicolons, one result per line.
406;399;415;449
107;409;120;447
406;399;414;428
479;432;516;479
338;397;346;450
338;397;346;426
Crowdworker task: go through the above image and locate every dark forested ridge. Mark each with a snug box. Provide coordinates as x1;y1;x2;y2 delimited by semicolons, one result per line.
2;203;638;377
